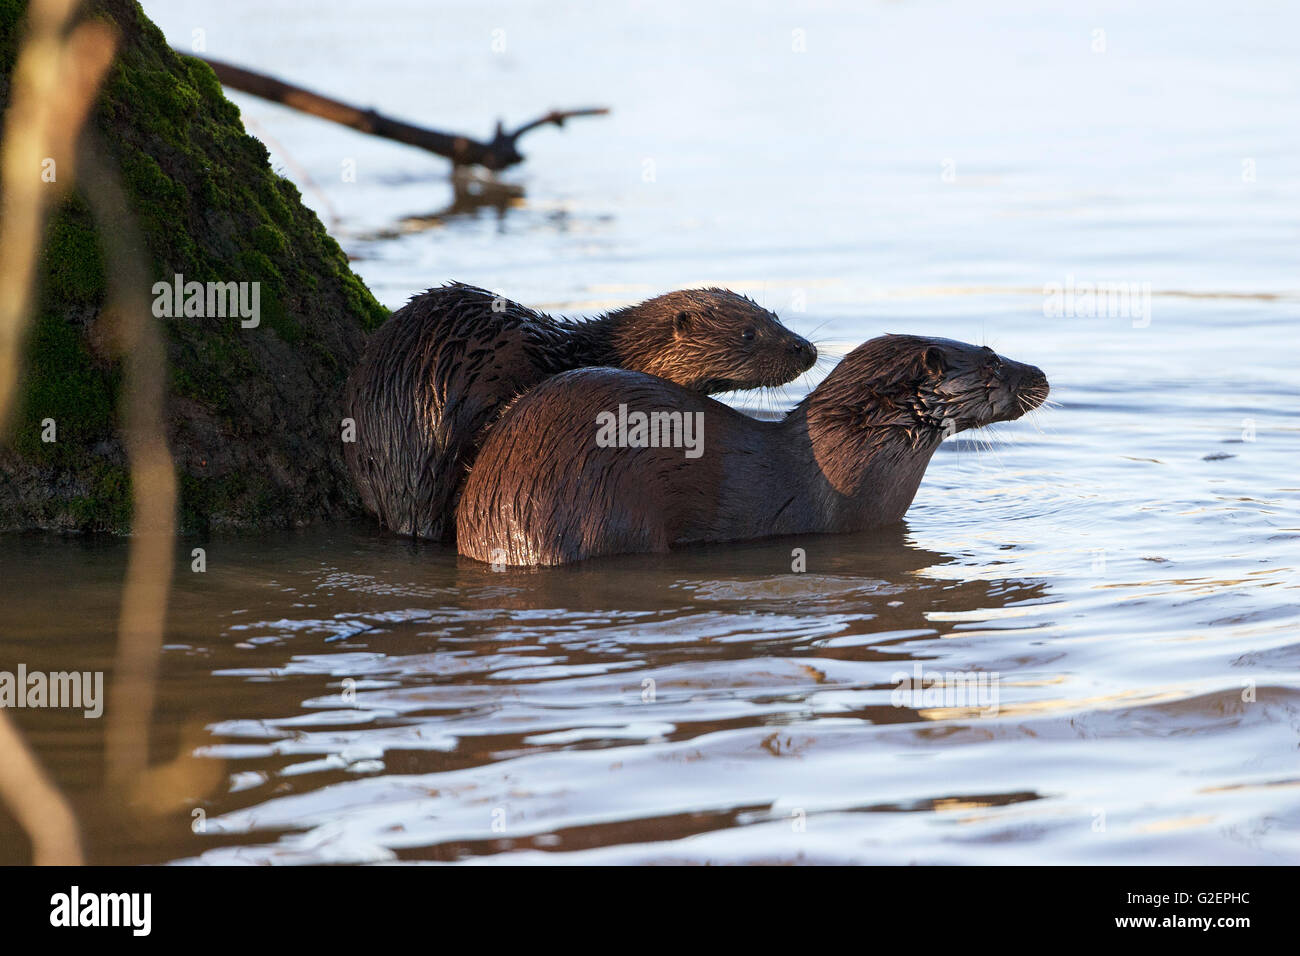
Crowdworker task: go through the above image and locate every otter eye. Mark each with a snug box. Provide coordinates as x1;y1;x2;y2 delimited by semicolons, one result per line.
673;311;692;333
742;327;756;342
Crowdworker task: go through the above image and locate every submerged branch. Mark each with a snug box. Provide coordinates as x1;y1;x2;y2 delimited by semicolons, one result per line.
192;53;609;170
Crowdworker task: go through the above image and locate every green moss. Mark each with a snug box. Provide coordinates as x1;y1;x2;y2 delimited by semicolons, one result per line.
177;470;292;534
14;305;117;463
40;198;106;303
263;177;294;227
339;269;389;332
183;56;225;108
68;463;132;530
3;0;391;534
118;146;181;203
258;294;303;344
251;223;286;258
233;248;279;284
178;473;217;535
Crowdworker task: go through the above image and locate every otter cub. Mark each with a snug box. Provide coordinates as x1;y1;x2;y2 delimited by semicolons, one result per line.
344;282;815;540
457;335;1049;566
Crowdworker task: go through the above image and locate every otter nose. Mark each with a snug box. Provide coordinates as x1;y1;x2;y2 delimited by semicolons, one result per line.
792;340;817;370
1019;365;1048;391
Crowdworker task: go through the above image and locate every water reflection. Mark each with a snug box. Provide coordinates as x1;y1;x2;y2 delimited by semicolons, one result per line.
0;525;1061;864
354;170;526;241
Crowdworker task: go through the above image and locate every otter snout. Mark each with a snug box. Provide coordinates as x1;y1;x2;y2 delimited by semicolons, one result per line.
786;335;817;372
993;361;1050;423
1014;363;1050;406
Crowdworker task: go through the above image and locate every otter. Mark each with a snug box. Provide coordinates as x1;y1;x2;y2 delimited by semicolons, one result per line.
456;334;1049;566
344;282;816;540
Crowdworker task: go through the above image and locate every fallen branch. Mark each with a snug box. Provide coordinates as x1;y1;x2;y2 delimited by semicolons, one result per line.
191;54;609;170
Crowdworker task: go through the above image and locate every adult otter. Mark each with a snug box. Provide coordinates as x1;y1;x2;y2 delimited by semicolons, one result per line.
457;335;1049;566
345;283;815;540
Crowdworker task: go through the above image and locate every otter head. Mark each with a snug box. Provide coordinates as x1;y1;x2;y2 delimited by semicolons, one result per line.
609;288;816;393
808;334;1050;453
910;337;1050;436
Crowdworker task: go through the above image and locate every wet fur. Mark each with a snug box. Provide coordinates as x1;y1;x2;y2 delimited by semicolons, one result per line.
344;282;814;539
457;334;1049;565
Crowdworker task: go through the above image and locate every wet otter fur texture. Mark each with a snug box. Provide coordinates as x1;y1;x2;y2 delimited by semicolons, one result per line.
456;334;1049;566
344;283;815;540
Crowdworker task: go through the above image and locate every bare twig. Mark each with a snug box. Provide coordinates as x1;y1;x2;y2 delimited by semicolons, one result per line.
0;713;83;865
0;0;120;867
0;1;115;426
81;133;224;812
192;53;609;170
77;134;179;800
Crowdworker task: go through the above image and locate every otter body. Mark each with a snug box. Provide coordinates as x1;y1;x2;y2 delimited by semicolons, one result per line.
457;335;1049;566
344;283;814;540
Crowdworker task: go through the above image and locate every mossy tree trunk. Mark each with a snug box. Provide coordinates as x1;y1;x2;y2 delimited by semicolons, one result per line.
0;0;388;533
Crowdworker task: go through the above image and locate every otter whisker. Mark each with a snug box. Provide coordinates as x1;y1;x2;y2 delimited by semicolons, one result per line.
1013;398;1046;438
799;369;821;401
804;319;834;341
974;428;1008;471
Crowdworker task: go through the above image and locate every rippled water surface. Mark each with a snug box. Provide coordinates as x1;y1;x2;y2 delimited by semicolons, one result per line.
2;0;1298;864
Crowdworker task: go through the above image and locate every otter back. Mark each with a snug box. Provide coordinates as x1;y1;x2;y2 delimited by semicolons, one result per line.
344;285;558;540
456;336;1050;565
344;283;816;540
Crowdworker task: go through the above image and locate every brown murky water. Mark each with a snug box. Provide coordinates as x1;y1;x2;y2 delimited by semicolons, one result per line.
3;368;1298;864
2;0;1299;863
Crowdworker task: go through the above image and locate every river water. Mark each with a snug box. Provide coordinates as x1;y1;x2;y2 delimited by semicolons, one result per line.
1;0;1297;864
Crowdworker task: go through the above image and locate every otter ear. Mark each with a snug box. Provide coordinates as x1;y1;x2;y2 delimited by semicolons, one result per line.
923;346;948;376
673;311;692;337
